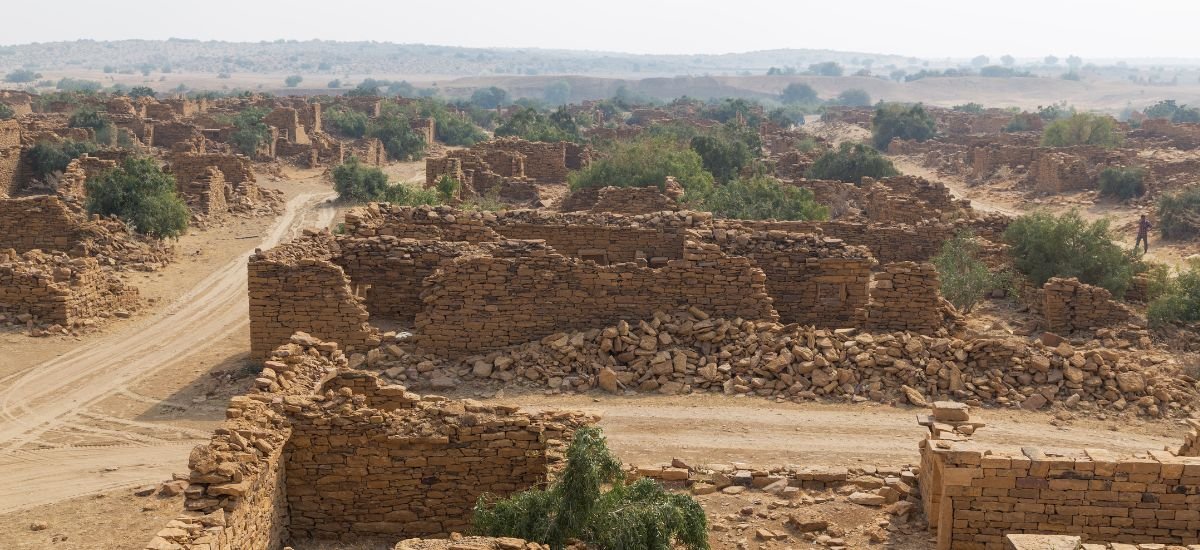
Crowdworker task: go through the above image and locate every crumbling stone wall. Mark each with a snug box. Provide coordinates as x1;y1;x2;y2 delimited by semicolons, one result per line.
972;145;1038;180
711;227;873;326
169;151;255;186
334;237;479;323
866;262;953;335
1139;118;1200;149
1032;152;1091;193
0;249;138;326
0;195;84;253
559;185;682;215
494;224;686;264
1042;278;1132;333
719;220;954;264
147;335;592;550
920;404;1200;549
248;232;378;360
180;167;229;217
264;107;310;145
55;155;117;200
0;119;20;197
150;121;203;149
415;239;777;357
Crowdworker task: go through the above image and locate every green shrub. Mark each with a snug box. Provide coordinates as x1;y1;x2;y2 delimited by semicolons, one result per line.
831;89;871;107
231;107;270;156
4;68;41;83
1157;186;1200;240
1003;113;1039;132
952;103;985;114
688;124;760;183
1147;261;1200;327
436;175;460;201
806;142;898;185
871;102;936;149
1144;100;1200;123
332;157;439;205
324;106;368;138
55;78;102;93
1041;113;1122;148
128;86;156;99
780;83;819;105
284;75;303;87
1098;167;1145;200
495;106;578;142
85;157;189;239
702;98;764;128
0;103;13;120
471;86;509;109
28;139;99;179
367;104;426;161
69;107;115;145
569;137;714;194
932;231;1008;313
474;426;708;550
808;61;843;76
1003;210;1137;296
690;175;827;221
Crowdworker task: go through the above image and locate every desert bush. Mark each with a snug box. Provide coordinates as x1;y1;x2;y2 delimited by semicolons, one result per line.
56;78;102;93
0;103;13;120
368;106;426;161
69;107;115;145
284;75;303;87
435;174;460;201
332;157;439;205
1098;167;1145;200
806;142;898;185
1041;113;1122;148
569;137;714;194
1143;99;1200;123
932;231;1008;313
1147;261;1200;327
1157;186;1200;240
690;175;827;221
471;86;509;109
831;88;871;107
780;83;819;105
128;86;156;99
952;103;985;113
85;157;189;239
808;61;843;76
324;106;369;138
871;103;936;149
495;106;579;142
688;124;760;183
4;68;41;83
28;139;99;179
231;107;270;156
1003;209;1137;296
474;426;708;550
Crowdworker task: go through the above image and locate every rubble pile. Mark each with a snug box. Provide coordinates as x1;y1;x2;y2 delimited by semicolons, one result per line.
364;308;1199;418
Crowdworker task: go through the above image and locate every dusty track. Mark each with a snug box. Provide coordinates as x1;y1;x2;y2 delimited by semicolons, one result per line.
0;191;337;514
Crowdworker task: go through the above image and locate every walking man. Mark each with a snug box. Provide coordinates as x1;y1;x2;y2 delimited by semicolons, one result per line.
1135;214;1152;253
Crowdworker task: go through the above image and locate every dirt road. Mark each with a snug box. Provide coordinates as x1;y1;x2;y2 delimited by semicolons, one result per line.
0;191;337;514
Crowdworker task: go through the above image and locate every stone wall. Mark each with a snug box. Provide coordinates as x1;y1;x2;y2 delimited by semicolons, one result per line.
718;220;954;264
1032;152;1091;193
0;119;19;197
264;107;309;145
1139;118;1200;149
710;227;874;326
247;232;378;360
180;167;229;217
0;249;138;326
559;184;682;215
146;335;592;549
414;239;777;358
1042;278;1132;333
334;237;479;323
866;262;953;335
919;404;1200;549
168;151;255;186
0;195;84;253
151;121;202;149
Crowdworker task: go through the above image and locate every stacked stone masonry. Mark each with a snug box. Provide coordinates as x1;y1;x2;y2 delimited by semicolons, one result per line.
1042;278;1133;334
866;262;957;334
146;334;592;550
0;119;19;197
920;403;1200;549
0;249;138;326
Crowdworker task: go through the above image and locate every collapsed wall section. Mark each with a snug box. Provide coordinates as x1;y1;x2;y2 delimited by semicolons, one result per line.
0;249;138;326
333;237;480;323
248;232;378;360
414;239;777;357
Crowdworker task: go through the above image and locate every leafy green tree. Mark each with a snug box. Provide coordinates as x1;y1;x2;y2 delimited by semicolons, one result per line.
231;107;271;156
128;86;156;99
830;89;871;107
702;98;764;127
436;174;460;201
1003;210;1137;296
367;106;426;161
85;157;189;239
953;103;985;113
284;75;303;87
56;78;102;93
691;175;827;221
0;103;13;120
806;142;898;184
28;139;98;179
1157;186;1200;240
327;79;342;89
495;107;579;142
332;157;440;204
1144;100;1200;123
1041;113;1122;148
569;137;714;194
871;103;936;149
324;106;369;138
544;80;572;105
4;68;41;83
1098;167;1145;200
807;61;843;76
780;83;819;105
688;124;760;183
347;81;380;97
933;231;1006;313
474;426;708;550
471;86;510;109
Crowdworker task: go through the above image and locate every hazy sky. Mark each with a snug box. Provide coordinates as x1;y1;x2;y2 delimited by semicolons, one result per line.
6;0;1200;59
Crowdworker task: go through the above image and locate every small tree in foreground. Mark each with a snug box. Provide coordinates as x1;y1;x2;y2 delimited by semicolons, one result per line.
1157;186;1200;240
932;231;1007;313
85;157;189;239
1003;209;1137;296
1148;260;1200;327
474;426;709;550
805;142;898;185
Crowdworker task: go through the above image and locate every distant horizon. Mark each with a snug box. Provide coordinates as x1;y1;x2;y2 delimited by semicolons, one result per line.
6;0;1200;60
